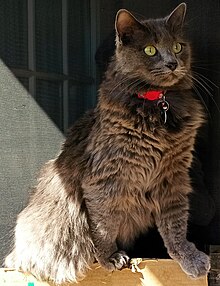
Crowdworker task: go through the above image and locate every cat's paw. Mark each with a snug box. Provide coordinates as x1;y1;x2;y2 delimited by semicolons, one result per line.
109;251;130;270
179;249;210;278
98;251;130;271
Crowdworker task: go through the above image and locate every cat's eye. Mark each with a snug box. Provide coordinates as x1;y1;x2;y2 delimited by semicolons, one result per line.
173;42;182;54
144;45;157;56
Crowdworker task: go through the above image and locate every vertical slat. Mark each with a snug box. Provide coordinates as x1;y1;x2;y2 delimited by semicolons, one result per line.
90;0;100;106
62;0;68;132
27;0;36;97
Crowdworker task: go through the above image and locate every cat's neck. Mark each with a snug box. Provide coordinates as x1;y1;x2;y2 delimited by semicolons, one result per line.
100;63;193;106
97;60;203;133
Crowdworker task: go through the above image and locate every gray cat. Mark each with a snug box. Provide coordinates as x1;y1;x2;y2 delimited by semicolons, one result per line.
5;3;210;284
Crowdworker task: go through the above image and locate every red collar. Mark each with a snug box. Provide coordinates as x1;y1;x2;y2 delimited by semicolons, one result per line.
137;90;169;123
138;90;164;101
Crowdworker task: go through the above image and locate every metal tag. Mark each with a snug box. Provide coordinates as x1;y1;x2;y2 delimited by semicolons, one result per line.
157;96;170;124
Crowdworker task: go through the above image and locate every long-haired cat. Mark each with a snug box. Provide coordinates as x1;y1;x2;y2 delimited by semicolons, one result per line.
5;3;210;284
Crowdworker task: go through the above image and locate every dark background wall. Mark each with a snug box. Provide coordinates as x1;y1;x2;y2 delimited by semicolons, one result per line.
0;0;219;265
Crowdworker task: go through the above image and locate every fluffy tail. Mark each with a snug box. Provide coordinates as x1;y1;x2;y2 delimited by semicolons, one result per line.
5;160;95;284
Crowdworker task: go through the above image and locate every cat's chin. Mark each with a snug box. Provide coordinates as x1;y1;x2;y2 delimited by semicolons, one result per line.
157;74;184;88
159;80;180;87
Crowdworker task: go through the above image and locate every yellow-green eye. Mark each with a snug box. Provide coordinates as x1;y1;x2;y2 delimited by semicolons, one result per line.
173;42;182;54
144;45;157;56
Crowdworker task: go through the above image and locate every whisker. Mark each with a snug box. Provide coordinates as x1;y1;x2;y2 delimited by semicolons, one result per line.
109;72;148;95
113;78;146;98
186;76;211;117
150;70;171;77
109;77;135;95
188;74;214;96
192;70;219;89
191;61;220;67
187;74;220;113
192;84;211;118
192;74;214;94
136;80;151;93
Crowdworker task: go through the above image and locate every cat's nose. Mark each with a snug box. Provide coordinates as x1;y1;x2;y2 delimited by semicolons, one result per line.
165;61;178;71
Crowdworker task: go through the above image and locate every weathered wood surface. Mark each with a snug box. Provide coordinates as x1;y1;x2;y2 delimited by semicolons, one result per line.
0;259;208;286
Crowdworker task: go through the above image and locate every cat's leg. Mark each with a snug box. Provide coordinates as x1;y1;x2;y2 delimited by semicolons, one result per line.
155;183;210;278
84;196;130;271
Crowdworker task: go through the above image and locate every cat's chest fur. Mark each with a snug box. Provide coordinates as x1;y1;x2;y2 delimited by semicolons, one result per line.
86;89;204;194
80;90;205;242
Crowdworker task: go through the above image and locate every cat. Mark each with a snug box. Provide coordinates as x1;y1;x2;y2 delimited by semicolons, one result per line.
5;3;210;284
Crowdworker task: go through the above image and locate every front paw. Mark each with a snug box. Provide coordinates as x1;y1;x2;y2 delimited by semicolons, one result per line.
180;249;210;278
98;251;130;271
172;243;210;278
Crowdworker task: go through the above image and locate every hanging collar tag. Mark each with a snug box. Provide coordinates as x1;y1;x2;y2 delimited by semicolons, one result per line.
157;95;170;124
137;90;170;124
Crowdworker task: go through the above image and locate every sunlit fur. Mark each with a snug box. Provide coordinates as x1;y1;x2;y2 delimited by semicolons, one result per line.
5;4;210;284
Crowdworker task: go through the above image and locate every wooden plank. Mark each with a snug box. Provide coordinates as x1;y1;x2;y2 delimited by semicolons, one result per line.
0;259;208;286
209;252;220;286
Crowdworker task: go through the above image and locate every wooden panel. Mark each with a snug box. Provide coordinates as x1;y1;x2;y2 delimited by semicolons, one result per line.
0;259;208;286
209;252;220;286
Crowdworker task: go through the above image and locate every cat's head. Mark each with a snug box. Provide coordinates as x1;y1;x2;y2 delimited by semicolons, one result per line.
115;3;191;88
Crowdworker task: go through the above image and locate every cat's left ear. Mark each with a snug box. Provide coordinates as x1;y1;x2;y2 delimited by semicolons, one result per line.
166;3;186;32
115;9;143;45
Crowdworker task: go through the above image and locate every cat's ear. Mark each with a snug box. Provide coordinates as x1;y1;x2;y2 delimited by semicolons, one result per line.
115;9;142;45
166;3;186;32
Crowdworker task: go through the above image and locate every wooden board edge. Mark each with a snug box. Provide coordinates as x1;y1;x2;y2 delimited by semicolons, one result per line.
0;259;208;286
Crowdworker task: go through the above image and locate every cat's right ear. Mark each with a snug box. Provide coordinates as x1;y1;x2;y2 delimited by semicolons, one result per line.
166;3;187;32
115;9;142;45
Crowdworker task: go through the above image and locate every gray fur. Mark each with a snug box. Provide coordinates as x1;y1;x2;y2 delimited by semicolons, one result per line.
5;3;210;283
